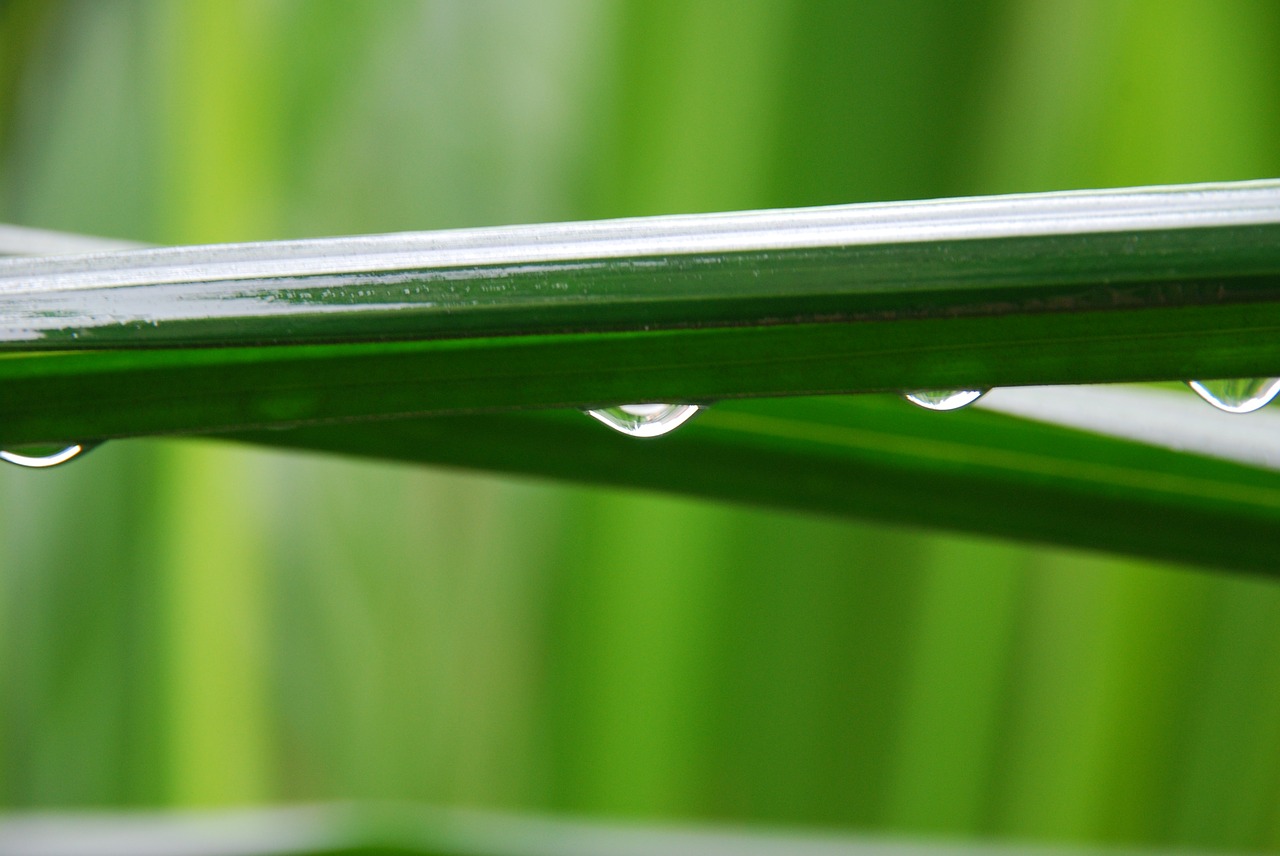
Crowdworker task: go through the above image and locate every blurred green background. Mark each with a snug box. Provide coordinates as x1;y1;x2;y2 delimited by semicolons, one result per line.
3;0;1280;850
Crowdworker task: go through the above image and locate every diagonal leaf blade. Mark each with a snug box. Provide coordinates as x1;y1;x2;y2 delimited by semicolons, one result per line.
230;391;1280;577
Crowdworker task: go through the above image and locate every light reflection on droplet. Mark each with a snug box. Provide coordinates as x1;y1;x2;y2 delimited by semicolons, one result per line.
586;403;701;438
903;389;988;411
0;442;96;469
1186;378;1280;414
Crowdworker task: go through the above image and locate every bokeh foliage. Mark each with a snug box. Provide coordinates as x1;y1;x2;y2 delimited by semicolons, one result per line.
3;0;1280;851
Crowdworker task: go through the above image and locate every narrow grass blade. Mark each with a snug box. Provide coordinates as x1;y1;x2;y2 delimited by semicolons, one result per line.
3;180;1280;446
231;391;1280;576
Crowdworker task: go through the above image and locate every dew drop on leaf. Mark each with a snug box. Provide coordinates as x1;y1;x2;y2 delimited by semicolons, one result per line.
586;403;701;438
903;389;987;411
0;441;98;469
1186;378;1280;414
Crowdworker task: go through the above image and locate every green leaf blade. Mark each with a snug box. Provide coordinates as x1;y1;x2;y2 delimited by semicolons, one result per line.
231;393;1280;577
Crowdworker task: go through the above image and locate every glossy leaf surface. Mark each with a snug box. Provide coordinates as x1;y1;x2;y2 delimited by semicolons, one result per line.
3;181;1280;448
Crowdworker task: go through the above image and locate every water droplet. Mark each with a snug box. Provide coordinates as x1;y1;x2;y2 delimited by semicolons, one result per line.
904;389;988;411
1187;378;1280;414
0;442;97;469
586;403;701;438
